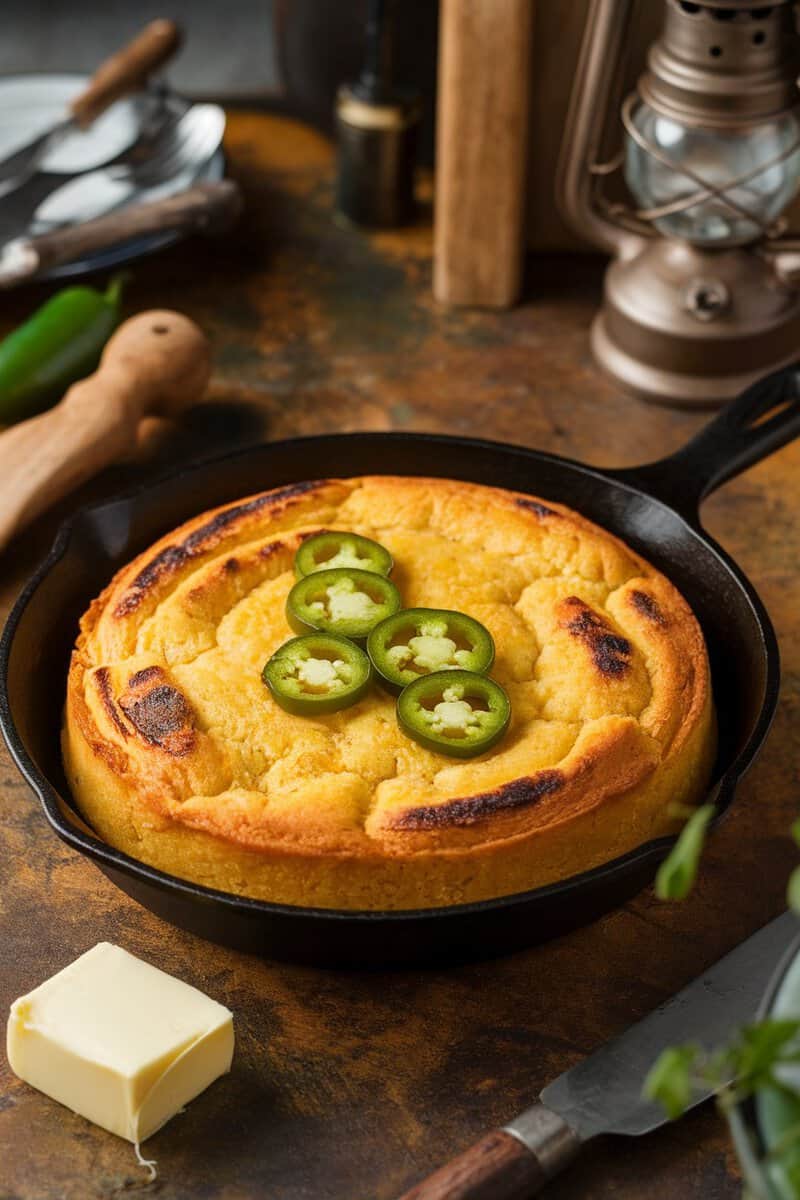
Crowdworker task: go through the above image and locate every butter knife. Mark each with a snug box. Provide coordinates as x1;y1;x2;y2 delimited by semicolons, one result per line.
0;180;242;287
399;910;798;1199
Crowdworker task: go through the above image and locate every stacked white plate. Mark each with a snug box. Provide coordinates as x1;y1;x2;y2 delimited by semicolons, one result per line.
0;74;225;278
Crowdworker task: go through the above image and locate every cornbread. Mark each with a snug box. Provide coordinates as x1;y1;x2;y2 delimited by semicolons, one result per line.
63;476;716;910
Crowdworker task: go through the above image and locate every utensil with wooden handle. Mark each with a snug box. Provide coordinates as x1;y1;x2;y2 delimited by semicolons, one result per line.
397;911;799;1198
0;19;183;198
0;310;210;551
69;19;183;129
0;179;242;286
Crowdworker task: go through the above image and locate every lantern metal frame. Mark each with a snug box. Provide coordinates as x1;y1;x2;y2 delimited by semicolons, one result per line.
558;0;800;407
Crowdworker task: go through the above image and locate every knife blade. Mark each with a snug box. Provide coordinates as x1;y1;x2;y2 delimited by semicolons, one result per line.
0;120;74;201
0;20;181;199
537;908;799;1140
399;910;799;1199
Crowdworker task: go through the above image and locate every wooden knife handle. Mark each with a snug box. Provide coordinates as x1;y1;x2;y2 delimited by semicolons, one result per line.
398;1106;580;1200
3;182;242;285
0;310;210;551
70;19;183;128
398;1131;545;1200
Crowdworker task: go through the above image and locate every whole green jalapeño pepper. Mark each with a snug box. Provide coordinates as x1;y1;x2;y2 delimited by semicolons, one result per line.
368;608;495;694
263;634;372;715
295;531;393;579
0;275;124;426
397;670;511;758
286;567;402;641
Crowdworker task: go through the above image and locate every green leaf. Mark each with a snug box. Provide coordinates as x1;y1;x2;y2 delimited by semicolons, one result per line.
644;1045;698;1119
733;1020;800;1093
771;1154;800;1200
791;818;800;849
758;1094;800;1200
655;804;715;901
788;866;800;915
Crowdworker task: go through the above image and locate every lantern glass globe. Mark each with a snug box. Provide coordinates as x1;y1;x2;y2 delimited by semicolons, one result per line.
624;103;800;246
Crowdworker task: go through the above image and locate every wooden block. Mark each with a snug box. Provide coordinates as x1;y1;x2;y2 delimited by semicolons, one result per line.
434;0;533;308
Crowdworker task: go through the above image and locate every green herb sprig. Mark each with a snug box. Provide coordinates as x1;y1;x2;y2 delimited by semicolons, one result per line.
645;1020;800;1200
647;814;800;1199
655;803;715;901
656;810;800;913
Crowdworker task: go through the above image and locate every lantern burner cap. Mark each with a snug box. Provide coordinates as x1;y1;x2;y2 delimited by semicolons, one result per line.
641;0;800;126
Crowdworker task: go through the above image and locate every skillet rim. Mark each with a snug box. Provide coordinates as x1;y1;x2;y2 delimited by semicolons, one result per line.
0;431;781;924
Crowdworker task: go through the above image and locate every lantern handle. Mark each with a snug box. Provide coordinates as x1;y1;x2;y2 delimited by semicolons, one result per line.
557;0;648;259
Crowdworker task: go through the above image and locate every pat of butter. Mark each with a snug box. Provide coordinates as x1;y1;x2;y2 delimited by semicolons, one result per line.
6;942;234;1143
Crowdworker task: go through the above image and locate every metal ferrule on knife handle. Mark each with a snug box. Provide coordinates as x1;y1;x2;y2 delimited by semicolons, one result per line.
504;1101;582;1179
397;1104;580;1200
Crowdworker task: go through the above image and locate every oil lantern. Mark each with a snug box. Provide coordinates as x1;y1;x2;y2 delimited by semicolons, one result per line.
559;0;800;406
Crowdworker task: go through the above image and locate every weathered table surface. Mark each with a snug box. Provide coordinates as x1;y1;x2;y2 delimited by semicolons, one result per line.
1;111;798;1200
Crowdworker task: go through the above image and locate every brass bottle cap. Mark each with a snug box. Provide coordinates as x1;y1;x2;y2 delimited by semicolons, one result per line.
334;84;421;228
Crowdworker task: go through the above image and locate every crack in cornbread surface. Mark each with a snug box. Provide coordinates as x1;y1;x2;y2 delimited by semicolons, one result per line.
63;476;716;910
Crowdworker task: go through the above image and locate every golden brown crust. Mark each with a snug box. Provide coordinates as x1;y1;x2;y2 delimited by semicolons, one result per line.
62;476;716;910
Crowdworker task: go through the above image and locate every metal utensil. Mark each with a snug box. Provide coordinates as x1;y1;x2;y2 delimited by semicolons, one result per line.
0;93;178;239
29;104;227;232
399;911;799;1198
0;20;181;199
0;180;242;288
111;103;225;189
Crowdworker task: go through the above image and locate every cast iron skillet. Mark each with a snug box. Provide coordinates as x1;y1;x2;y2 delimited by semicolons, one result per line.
1;368;799;967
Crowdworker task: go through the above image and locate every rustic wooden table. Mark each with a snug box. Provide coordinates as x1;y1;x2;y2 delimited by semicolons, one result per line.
1;111;798;1200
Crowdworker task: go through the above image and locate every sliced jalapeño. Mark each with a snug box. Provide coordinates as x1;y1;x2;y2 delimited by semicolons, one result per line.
295;531;393;578
397;670;510;758
262;634;372;715
367;608;495;694
286;567;402;641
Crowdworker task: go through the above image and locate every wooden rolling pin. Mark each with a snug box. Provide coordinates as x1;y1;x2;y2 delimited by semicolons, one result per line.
433;0;533;308
0;310;210;551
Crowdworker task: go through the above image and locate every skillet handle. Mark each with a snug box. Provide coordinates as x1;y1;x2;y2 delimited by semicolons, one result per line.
612;362;800;521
